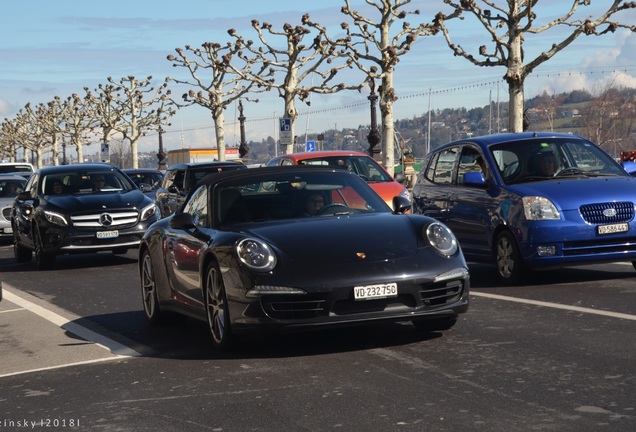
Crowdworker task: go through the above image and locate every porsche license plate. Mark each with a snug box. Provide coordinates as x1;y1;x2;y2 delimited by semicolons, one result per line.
354;283;398;301
597;223;628;235
96;230;119;239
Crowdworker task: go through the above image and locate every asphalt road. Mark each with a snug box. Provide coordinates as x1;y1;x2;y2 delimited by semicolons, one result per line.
1;242;636;432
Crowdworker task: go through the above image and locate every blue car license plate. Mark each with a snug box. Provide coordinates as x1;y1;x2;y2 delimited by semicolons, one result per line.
597;223;628;235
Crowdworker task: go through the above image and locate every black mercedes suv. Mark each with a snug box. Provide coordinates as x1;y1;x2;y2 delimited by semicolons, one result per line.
12;163;159;269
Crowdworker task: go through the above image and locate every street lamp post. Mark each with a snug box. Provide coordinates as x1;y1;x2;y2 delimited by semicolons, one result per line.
238;100;249;159
157;126;167;171
367;78;381;161
61;143;68;165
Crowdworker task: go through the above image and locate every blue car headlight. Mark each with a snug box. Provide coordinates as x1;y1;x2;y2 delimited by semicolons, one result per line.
425;222;458;257
522;196;561;220
237;238;277;272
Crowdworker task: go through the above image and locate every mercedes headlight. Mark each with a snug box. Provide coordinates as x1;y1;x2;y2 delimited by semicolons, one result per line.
140;203;158;222
237;238;277;272
425;222;458;257
44;210;68;226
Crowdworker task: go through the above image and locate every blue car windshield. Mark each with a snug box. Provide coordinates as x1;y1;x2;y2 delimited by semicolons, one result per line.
490;138;627;185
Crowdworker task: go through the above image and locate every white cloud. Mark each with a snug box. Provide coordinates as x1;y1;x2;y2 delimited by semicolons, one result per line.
0;99;13;116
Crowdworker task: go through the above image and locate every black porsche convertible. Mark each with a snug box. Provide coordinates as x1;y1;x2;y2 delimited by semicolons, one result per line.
139;166;470;349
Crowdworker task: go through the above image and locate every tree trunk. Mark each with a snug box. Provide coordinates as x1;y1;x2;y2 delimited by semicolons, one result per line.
75;143;83;164
213;106;226;161
380;73;395;177
284;93;298;155
131;138;139;168
506;31;526;133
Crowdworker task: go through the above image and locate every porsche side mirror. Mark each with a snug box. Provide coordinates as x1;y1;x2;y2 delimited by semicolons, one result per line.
392;195;411;214
169;212;196;230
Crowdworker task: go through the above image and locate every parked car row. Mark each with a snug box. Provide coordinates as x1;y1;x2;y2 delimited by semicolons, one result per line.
10;133;634;349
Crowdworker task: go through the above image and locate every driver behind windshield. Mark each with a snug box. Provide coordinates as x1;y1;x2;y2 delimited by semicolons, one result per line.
537;152;559;177
303;193;325;216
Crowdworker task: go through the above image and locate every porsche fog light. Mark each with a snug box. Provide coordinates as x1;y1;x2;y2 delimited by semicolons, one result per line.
237;238;277;271
536;245;556;256
246;285;306;298
425;222;458;257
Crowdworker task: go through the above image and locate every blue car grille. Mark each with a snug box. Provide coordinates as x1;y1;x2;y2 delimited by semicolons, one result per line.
579;201;634;224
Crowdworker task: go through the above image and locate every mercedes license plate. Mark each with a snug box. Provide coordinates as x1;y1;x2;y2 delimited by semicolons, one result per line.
597;223;628;235
96;230;119;239
354;283;398;301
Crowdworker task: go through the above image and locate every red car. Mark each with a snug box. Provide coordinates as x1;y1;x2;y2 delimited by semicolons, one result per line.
266;150;410;207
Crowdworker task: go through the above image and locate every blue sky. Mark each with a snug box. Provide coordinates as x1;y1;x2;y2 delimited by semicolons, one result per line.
2;0;635;156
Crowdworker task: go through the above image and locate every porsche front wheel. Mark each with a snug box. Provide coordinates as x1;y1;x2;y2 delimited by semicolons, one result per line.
140;249;165;324
204;261;234;350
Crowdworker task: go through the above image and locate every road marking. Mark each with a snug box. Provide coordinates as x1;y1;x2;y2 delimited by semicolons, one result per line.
0;307;26;314
1;288;141;368
472;291;636;321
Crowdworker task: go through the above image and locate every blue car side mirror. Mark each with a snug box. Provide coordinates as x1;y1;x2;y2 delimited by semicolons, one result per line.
463;171;487;187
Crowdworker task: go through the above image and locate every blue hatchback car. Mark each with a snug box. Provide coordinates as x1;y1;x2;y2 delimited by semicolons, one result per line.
413;132;636;284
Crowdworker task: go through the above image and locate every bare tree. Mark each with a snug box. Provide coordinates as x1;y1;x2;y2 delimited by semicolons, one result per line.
533;90;564;132
84;83;122;156
167;40;264;161
318;0;446;176
580;84;636;157
56;93;94;164
436;0;636;133
102;76;175;168
109;138;133;168
39;97;68;166
0;115;33;163
232;17;361;154
22;103;51;168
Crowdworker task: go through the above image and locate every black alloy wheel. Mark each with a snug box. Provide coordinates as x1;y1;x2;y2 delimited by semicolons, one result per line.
204;260;234;350
140;249;165;324
33;225;55;270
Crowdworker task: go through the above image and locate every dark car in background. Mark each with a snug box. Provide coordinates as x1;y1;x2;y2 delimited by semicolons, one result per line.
12;163;159;269
0;174;27;240
155;161;246;218
139;166;469;350
123;168;164;199
412;132;636;284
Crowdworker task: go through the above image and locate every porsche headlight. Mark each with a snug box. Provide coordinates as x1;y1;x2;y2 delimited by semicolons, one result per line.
44;210;68;226
237;238;277;272
425;222;458;257
140;203;158;222
522;196;560;220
